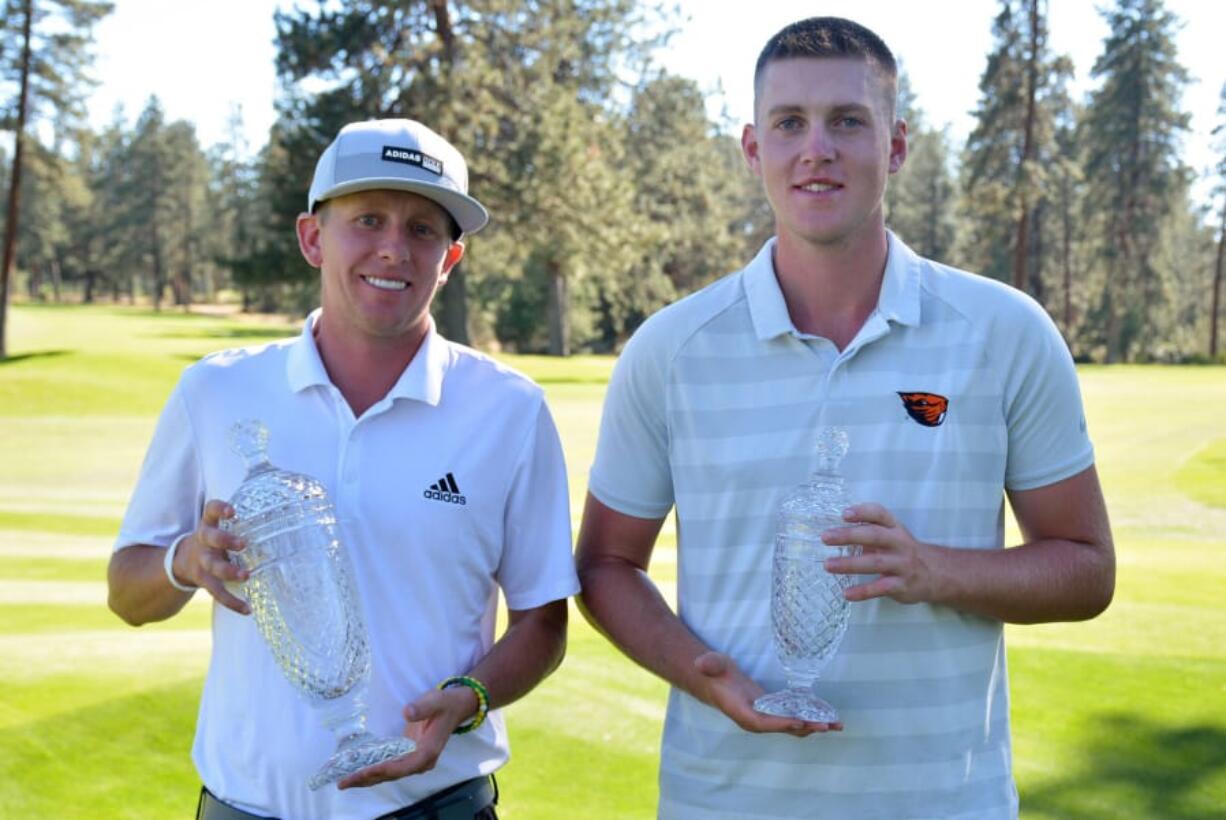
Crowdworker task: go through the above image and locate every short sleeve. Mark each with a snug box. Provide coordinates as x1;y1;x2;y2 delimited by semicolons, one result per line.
113;381;206;552
1001;299;1095;491
495;399;579;610
587;322;675;519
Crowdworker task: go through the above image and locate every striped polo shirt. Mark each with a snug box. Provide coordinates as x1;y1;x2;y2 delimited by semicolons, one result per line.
588;233;1094;819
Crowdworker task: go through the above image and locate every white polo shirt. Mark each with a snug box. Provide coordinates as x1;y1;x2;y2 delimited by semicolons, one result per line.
116;312;579;820
589;233;1094;819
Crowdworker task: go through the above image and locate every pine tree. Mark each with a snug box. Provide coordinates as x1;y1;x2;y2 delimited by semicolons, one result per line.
270;0;663;354
885;68;956;262
1080;0;1191;361
580;74;749;348
1209;81;1225;359
1050;101;1087;347
959;0;1072;301
0;0;112;356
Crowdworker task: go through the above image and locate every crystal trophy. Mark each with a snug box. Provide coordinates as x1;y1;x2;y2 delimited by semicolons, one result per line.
220;420;414;790
753;427;859;724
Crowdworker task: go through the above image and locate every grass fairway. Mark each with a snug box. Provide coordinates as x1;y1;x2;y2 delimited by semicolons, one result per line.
2;303;1223;818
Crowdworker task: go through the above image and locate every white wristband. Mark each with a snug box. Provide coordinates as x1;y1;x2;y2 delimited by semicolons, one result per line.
164;532;198;593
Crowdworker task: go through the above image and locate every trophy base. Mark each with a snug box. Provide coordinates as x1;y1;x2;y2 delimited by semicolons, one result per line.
307;731;417;790
754;687;839;724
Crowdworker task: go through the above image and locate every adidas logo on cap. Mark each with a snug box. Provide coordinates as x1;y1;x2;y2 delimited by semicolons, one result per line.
424;472;466;505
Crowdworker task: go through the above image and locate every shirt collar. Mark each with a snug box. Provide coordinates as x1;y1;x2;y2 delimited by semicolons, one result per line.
744;231;922;341
387;318;447;406
878;230;922;328
743;239;794;341
286;309;447;407
286;310;332;392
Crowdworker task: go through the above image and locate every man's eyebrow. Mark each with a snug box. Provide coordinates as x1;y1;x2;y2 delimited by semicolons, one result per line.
764;103;806;119
765;101;875;118
829;102;874;115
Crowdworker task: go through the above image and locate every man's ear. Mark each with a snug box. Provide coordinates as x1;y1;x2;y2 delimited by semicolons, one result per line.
741;123;762;176
888;119;908;174
296;212;323;267
438;241;465;285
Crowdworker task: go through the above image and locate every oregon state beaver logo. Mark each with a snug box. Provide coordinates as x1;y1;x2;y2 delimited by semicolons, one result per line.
897;392;949;427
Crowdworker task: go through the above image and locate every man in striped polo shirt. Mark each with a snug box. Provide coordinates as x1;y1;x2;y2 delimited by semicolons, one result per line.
576;16;1114;820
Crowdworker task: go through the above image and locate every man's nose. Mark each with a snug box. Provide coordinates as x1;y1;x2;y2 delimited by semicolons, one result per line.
376;227;413;262
801;125;836;163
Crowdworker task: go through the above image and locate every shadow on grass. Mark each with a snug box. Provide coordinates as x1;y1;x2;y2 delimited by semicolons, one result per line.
533;376;611;385
157;326;298;341
1174;437;1226;509
1022;711;1226;819
0;510;121;537
0;678;202;818
0;674;656;820
0;350;69;366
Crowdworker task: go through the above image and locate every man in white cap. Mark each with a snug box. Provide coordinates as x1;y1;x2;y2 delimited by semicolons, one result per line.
108;119;578;819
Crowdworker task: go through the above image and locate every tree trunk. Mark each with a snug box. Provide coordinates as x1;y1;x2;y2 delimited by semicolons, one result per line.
180;161;194;310
1211;202;1224;358
1010;0;1041;294
0;0;35;359
1104;289;1122;364
50;258;62;302
546;258;570;356
437;262;471;345
150;136;165;311
152;233;165;310
1062;174;1073;342
426;0;470;345
429;0;455;63
1029;201;1045;304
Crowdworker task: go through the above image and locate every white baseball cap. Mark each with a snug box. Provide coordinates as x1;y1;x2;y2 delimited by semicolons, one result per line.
307;119;489;236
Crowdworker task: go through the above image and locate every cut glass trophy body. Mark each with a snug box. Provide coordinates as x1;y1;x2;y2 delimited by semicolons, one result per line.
221;420;415;790
753;427;859;724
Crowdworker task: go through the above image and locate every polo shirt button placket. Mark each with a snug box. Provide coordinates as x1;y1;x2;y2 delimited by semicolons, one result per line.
337;427;360;512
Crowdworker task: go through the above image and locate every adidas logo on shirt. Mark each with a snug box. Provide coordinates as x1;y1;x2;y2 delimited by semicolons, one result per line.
424;472;466;505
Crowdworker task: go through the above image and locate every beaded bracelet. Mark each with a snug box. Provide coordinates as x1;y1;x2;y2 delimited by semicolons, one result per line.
438;675;490;735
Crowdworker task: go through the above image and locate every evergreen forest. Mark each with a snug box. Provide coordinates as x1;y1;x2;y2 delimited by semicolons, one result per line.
2;0;1224;362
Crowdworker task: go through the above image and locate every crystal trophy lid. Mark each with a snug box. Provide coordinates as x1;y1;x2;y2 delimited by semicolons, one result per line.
779;426;850;519
227;420;329;522
813;427;849;473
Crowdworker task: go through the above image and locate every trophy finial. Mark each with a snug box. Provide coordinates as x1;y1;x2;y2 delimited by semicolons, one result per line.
230;419;271;471
815;427;849;471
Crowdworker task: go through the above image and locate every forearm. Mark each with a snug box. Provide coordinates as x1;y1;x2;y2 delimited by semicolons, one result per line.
922;536;1115;624
342;598;571;788
833;467;1115;625
574;496;835;734
107;544;195;626
939;466;1117;624
576;558;713;704
467;599;569;710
